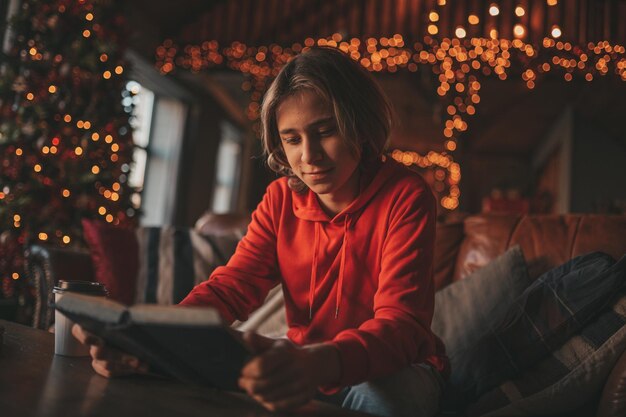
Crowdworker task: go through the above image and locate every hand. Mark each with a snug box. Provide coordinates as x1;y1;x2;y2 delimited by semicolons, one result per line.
238;332;341;412
71;324;149;378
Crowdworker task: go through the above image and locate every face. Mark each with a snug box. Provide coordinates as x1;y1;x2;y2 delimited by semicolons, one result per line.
276;90;360;212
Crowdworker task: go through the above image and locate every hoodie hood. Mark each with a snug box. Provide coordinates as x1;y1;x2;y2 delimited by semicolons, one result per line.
290;157;400;319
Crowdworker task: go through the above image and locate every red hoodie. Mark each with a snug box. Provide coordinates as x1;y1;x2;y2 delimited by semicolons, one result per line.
180;157;449;391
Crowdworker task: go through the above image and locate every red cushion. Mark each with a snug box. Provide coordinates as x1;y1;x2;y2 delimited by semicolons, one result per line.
81;219;138;305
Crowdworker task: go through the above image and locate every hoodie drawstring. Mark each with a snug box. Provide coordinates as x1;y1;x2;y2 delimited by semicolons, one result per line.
335;217;350;319
308;217;351;320
308;222;320;320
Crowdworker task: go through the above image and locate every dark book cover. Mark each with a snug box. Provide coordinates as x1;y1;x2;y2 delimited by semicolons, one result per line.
55;293;251;391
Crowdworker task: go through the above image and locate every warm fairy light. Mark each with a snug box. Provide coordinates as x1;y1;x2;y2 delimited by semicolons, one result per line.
15;148;23;156
42;146;50;154
100;54;108;62
62;189;71;197
547;0;558;5
84;121;91;129
429;12;439;22
74;147;83;155
115;65;124;74
564;73;573;81
103;71;112;79
77;120;84;128
26;93;34;100
29;47;37;56
111;192;120;201
551;25;562;38
455;26;467;39
12;272;19;280
437;0;446;5
62;236;71;244
110;154;119;162
105;214;114;223
105;134;113;143
585;73;593;81
64;114;72;122
33;164;42;172
161;35;626;212
91;133;100;141
91;165;100;174
86;13;94;21
83;30;91;38
38;233;48;241
468;15;479;25
98;206;106;215
111;143;120;152
13;214;20;222
515;6;525;17
50;146;58;154
104;190;112;198
112;182;121;191
489;4;500;16
48;85;57;93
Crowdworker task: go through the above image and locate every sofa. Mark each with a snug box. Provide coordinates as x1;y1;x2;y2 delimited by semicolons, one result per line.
24;213;626;417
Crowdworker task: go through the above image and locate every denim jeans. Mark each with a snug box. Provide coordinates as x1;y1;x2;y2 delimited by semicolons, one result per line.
317;364;443;417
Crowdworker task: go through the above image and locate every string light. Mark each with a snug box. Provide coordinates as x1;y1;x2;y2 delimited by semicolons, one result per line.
551;25;562;38
515;6;525;17
468;15;479;25
158;23;625;210
489;4;500;16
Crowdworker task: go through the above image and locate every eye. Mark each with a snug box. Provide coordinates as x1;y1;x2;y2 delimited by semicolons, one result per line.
318;126;336;137
281;136;300;145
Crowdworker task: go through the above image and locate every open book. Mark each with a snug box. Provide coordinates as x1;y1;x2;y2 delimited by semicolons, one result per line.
55;293;251;391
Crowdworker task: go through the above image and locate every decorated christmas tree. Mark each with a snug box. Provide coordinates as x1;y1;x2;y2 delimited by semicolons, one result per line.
0;0;137;321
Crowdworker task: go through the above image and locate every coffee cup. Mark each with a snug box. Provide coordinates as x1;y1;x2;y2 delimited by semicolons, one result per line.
53;280;108;356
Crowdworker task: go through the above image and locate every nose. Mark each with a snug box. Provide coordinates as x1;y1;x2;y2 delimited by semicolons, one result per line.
301;137;323;164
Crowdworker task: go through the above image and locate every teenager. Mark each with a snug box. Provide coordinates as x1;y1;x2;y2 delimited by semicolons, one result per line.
74;47;448;417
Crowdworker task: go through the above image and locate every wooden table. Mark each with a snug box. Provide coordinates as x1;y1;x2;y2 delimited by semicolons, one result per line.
0;320;368;417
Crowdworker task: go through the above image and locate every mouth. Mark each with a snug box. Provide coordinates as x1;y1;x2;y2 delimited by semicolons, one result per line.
302;168;333;180
304;168;333;176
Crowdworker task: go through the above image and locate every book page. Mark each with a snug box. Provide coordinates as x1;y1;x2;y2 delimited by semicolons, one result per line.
129;305;223;326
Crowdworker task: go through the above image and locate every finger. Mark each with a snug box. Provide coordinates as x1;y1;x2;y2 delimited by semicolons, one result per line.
91;357;142;378
240;341;294;378
239;365;299;395
245;375;311;403
71;324;102;346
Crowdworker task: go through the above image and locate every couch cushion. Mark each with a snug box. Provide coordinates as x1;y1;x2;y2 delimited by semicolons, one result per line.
467;282;626;417
452;252;624;404
432;245;530;367
81;219;139;306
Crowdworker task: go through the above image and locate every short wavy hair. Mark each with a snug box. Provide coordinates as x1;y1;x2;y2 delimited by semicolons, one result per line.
260;47;393;191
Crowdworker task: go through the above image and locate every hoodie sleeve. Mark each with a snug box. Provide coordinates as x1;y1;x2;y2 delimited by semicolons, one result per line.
179;184;281;323
322;182;440;392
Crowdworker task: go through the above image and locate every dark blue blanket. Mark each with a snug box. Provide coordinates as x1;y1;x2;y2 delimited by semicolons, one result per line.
450;251;626;403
